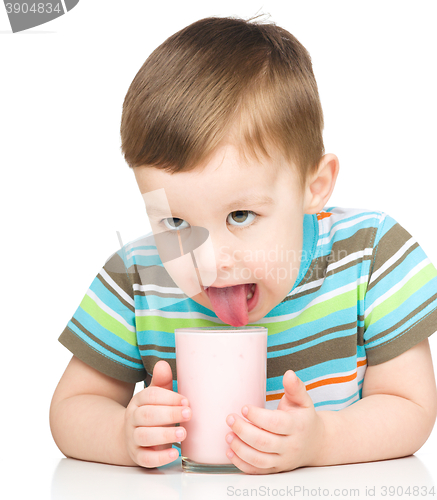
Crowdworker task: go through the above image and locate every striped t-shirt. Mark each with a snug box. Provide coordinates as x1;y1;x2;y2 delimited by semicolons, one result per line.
59;207;437;411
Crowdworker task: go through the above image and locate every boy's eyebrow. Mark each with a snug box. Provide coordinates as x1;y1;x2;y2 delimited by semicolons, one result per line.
146;194;275;216
222;194;275;211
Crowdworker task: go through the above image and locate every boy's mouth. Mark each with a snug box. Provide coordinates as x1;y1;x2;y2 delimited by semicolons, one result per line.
203;283;258;327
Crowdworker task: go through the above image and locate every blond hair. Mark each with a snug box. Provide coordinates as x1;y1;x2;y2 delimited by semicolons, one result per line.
120;16;324;186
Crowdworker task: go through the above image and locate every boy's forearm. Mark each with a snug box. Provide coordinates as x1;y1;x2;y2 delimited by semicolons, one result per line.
312;394;436;467
50;394;136;466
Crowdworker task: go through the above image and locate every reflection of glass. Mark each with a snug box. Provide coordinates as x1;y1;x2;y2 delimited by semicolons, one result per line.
51;454;435;500
175;326;268;473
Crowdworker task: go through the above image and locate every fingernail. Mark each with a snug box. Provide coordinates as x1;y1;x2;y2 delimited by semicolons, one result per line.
226;415;235;426
227;449;234;459
226;433;234;444
242;406;248;417
169;449;178;459
181;398;189;406
175;428;185;439
182;408;191;419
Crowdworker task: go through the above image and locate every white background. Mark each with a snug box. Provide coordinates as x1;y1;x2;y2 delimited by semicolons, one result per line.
1;0;436;497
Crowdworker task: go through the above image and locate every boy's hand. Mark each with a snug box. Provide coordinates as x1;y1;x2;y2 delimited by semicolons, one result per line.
124;360;191;468
225;370;324;474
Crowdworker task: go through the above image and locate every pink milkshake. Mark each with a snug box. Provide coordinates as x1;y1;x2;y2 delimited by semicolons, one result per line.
175;326;267;473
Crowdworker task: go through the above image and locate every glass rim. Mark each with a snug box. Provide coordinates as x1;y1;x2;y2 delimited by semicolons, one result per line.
175;326;267;334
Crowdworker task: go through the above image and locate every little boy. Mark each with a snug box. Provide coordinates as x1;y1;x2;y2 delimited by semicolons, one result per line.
50;16;437;474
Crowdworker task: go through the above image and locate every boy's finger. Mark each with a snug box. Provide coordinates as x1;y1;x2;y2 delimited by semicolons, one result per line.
133;403;191;427
133;425;186;447
150;360;173;391
135;446;179;468
238;405;293;435
225;415;280;453
134;385;189;407
226;446;276;475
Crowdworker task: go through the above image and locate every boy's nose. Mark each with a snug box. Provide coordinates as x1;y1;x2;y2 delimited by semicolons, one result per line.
194;233;240;286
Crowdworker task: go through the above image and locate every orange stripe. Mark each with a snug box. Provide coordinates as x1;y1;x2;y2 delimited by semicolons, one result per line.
267;365;366;401
306;372;357;391
266;392;284;401
317;211;332;220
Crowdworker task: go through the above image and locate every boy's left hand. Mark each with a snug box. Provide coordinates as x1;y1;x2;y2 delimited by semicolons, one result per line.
225;370;325;474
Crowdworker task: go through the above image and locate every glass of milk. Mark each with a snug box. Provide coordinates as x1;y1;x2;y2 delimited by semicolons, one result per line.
175;326;268;473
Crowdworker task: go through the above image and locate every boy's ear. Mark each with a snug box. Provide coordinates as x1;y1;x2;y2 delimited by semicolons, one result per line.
304;154;339;214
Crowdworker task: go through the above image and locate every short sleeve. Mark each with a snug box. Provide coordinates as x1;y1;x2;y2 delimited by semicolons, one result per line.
363;213;437;365
58;249;147;383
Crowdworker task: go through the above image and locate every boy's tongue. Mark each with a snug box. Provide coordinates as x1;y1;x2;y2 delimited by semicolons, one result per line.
207;283;252;327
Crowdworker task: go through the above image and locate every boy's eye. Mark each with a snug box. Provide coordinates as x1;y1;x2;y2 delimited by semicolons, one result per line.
162;217;190;231
227;210;257;228
161;211;257;231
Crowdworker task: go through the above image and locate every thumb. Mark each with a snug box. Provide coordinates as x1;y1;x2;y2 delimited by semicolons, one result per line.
150;360;173;391
277;370;313;411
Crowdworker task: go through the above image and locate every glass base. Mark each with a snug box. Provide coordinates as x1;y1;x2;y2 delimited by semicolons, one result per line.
182;456;241;474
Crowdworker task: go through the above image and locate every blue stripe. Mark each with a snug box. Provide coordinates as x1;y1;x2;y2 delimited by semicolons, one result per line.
268;329;356;359
90;278;135;327
73;307;141;358
137;331;176;348
67;320;144;369
365;301;437;349
365;278;437;341
314;390;360;409
318;211;382;239
366;247;429;301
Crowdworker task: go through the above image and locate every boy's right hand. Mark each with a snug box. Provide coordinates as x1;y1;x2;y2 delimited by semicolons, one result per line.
124;360;191;468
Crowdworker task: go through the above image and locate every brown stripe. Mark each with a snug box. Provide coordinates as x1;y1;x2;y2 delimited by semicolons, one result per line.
366;306;437;366
102;252;138;305
138;343;175;353
136;264;178;288
267;335;357;379
58;326;146;383
268;321;357;353
285;227;378;302
70;317;143;365
368;243;418;294
329;226;378;262
365;293;437;346
282;256;322;301
141;355;177;383
96;273;135;313
134;289;187;300
357;323;365;346
369;223;414;278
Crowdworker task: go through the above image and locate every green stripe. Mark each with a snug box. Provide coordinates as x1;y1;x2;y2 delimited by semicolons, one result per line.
289;288;358;329
80;294;137;346
357;281;367;302
365;263;437;329
137;315;220;333
136;315;268;333
136;284;366;337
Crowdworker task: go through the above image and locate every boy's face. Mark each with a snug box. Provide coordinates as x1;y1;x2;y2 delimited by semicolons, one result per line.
134;142;312;326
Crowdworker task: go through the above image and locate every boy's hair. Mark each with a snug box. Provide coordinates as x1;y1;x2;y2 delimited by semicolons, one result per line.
120;16;324;187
